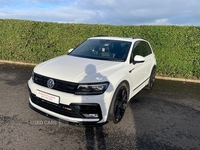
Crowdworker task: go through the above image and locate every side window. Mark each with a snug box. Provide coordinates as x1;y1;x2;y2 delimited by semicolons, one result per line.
130;40;153;63
141;41;152;57
146;42;152;55
133;42;141;56
130;41;142;63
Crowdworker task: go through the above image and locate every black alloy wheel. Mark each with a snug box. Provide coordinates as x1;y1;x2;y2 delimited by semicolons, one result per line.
112;83;128;124
147;66;156;90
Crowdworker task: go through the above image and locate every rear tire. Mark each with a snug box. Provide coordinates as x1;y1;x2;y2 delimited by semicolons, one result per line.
146;66;156;90
109;82;129;124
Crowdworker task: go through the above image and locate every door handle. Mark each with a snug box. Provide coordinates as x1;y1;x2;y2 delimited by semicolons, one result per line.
129;68;134;73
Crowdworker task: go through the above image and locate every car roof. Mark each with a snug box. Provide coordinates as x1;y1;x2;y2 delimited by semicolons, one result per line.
88;36;145;42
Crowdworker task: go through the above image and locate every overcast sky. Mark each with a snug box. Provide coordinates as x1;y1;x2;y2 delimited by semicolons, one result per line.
0;0;200;26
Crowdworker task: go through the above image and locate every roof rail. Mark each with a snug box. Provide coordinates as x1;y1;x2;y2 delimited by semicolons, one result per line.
94;35;108;37
132;36;141;39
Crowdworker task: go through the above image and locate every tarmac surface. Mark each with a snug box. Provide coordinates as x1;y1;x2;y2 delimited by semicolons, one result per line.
0;63;200;149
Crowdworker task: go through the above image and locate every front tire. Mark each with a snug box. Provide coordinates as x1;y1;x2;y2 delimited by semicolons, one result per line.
109;82;129;124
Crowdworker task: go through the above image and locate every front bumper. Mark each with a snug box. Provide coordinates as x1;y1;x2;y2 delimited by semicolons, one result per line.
29;100;108;127
28;78;111;126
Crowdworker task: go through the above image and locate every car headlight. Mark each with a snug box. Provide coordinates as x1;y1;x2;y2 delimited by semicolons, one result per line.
75;82;109;95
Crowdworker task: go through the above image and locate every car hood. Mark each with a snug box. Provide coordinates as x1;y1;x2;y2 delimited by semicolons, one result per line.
34;55;124;83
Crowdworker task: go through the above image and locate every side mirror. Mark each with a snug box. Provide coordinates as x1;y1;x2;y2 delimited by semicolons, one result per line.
134;55;145;63
68;48;74;54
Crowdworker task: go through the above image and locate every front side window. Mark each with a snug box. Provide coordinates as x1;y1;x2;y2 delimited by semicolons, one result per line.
69;39;131;62
141;41;152;57
130;41;152;63
130;41;142;63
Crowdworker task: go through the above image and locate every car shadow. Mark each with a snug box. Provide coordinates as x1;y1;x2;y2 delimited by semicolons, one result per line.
85;126;106;150
80;64;113;150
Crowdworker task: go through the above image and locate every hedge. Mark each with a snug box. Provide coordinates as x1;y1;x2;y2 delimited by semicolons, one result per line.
0;19;200;79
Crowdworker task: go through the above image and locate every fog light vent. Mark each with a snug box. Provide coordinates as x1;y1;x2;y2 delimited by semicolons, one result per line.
70;103;102;120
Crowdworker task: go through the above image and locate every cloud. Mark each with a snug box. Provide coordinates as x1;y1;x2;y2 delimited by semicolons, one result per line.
0;0;200;25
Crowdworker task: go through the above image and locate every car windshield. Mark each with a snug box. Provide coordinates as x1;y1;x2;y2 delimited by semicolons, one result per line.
69;39;131;61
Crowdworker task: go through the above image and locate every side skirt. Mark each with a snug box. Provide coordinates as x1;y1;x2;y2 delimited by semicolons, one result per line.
129;77;150;100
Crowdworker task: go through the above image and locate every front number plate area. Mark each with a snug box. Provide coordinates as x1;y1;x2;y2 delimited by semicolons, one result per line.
36;90;59;104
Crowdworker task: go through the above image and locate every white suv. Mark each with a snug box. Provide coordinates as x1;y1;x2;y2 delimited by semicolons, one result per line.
28;36;156;126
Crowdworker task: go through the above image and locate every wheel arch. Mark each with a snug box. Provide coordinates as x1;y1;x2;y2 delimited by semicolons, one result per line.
151;65;157;76
107;80;130;122
146;65;157;90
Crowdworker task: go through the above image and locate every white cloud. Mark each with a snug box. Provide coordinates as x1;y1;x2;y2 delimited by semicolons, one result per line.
154;19;170;25
0;0;200;25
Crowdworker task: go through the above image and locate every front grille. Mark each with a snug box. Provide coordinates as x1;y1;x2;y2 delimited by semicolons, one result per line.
33;73;78;93
30;93;83;118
